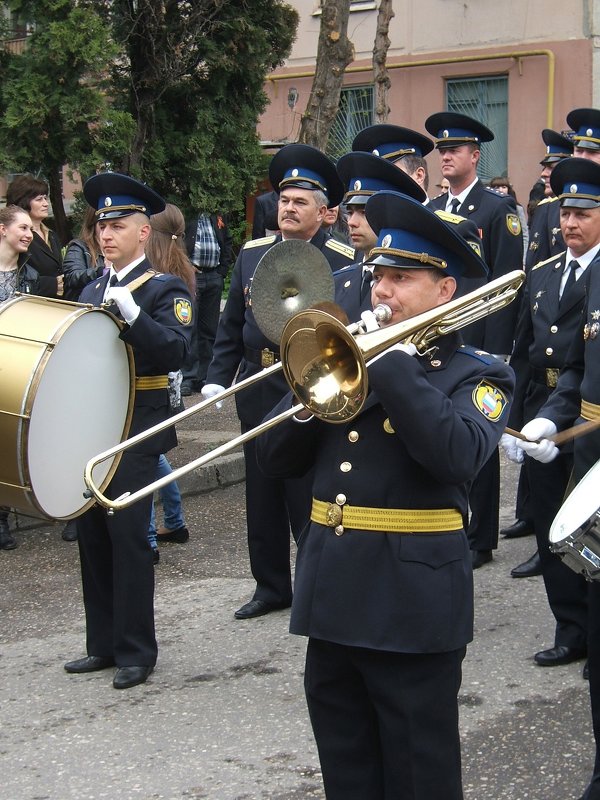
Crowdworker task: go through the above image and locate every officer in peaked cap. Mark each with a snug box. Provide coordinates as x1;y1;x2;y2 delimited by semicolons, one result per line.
83;171;166;220
204;142;355;623
525;130;574;272
64;171;193;690
352;124;434;198
335;151;427;321
424;110;523;570
504;157;598;675
566;108;600;157
269;142;345;209
256;188;512;800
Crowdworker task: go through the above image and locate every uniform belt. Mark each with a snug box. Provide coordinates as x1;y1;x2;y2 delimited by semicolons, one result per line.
581;399;600;421
135;375;169;390
244;346;280;368
311;498;463;535
531;367;560;388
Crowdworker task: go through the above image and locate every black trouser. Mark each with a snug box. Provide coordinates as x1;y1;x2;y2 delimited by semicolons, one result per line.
467;448;499;552
304;638;465;800
76;451;158;666
243;435;312;606
525;453;588;650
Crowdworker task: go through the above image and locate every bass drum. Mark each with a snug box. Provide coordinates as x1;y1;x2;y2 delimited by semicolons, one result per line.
549;459;600;581
0;295;134;520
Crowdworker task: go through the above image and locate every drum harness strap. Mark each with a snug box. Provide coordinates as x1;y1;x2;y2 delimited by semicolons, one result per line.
110;269;169;392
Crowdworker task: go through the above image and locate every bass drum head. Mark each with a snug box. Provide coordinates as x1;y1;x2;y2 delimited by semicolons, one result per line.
549;459;600;545
27;310;131;519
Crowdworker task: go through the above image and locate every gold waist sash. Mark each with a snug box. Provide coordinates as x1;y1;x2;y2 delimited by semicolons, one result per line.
311;498;463;534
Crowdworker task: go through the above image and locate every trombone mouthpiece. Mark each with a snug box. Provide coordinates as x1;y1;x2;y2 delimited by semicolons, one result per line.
373;304;392;324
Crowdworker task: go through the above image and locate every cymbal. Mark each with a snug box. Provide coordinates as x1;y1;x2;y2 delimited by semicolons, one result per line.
251;239;335;343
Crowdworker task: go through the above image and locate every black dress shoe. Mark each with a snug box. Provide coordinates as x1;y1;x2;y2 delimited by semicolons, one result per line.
471;550;493;569
61;520;78;542
234;599;290;620
64;655;115;673
0;530;17;550
113;665;153;689
534;645;587;666
152;547;160;565
511;551;542;578
500;519;533;539
156;525;189;543
180;383;193;397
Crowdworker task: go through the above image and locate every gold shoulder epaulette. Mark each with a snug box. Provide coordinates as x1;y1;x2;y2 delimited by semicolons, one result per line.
325;239;355;259
435;209;466;225
243;234;277;249
532;251;566;271
537;196;557;207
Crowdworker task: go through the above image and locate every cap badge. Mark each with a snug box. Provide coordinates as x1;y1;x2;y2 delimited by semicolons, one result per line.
381;234;392;248
291;168;299;177
105;197;112;207
570;184;578;193
354;180;362;191
546;146;551;154
442;129;449;138
587;128;594;137
372;148;380;156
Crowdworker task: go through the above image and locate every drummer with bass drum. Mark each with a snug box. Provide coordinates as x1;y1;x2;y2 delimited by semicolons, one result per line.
63;172;193;690
519;159;600;800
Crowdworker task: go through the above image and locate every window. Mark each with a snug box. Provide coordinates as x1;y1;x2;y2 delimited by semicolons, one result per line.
327;85;374;160
446;76;508;181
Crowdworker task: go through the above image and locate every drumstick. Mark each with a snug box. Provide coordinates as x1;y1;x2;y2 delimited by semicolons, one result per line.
504;418;600;447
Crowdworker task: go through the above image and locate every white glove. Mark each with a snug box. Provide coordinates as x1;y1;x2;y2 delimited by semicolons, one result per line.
360;310;380;333
519;417;559;463
499;433;524;464
105;286;140;324
368;342;417;365
201;383;226;410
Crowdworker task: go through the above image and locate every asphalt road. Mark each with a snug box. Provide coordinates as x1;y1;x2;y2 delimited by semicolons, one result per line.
0;394;596;799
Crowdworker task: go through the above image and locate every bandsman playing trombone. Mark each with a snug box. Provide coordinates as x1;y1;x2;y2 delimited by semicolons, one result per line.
257;191;515;800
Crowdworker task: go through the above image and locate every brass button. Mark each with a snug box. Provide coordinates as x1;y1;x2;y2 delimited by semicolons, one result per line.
430;359;441;367
545;347;554;356
335;525;344;536
335;493;347;505
383;418;395;434
340;461;352;472
550;325;558;334
348;430;359;443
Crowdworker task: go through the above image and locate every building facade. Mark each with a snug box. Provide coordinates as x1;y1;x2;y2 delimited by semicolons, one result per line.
258;0;600;205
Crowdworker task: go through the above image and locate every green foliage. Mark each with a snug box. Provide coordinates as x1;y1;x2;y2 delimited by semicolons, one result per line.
0;0;299;236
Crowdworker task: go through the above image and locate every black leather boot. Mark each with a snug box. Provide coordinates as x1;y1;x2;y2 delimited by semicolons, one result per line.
0;509;16;550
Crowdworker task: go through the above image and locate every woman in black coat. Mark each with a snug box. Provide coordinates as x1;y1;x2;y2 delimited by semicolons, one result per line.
6;174;64;299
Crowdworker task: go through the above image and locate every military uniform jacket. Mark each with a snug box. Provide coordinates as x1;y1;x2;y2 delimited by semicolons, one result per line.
257;334;514;654
429;181;523;354
79;260;193;454
333;262;372;323
509;250;591;430
525;197;564;271
542;260;600;480
206;230;355;427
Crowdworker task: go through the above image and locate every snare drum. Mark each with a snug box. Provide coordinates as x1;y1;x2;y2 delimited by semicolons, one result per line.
0;295;134;520
549;459;600;581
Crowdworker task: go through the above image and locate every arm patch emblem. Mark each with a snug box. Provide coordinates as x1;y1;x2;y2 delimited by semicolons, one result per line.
472;381;507;421
174;298;192;325
506;213;522;236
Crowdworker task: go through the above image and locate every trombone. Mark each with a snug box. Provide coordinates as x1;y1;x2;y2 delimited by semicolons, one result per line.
84;259;524;513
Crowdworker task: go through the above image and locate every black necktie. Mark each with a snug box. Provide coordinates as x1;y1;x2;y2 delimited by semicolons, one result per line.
360;269;373;302
450;198;461;214
560;260;578;304
110;274;119;287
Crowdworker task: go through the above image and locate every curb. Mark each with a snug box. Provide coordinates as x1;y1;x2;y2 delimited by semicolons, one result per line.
173;452;245;498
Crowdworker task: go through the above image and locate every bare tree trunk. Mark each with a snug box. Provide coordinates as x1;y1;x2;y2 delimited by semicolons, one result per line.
298;0;354;151
373;0;394;123
48;167;69;244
